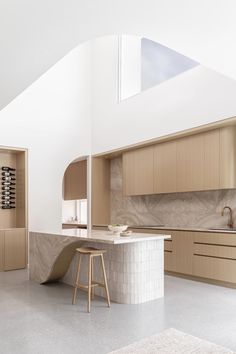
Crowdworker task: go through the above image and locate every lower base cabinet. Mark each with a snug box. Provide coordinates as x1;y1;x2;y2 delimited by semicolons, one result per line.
155;229;236;286
0;228;27;271
192;232;236;284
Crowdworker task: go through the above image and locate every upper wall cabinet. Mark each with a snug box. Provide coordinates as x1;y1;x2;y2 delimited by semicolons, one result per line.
204;129;220;190
219;126;236;189
123;146;154;196
63;160;87;200
123;126;236;196
154;141;177;193
176;133;205;192
176;130;220;192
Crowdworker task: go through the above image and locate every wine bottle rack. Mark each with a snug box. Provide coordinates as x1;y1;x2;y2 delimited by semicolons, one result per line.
1;166;16;209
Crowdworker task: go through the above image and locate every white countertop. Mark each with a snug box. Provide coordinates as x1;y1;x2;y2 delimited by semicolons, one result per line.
30;229;171;244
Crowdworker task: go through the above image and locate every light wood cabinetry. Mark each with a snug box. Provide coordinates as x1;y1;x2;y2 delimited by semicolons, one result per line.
176;134;205;192
134;227;236;286
194;232;236;246
220;126;236;188
193;256;236;284
123;146;154;196
154;141;176;193
167;229;236;286
173;231;194;274
204;129;220;190
0;147;28;272
0;231;4;271
164;239;173;272
193;231;236;283
92;157;110;226
123;126;236;195
164;231;193;274
176;129;221;192
4;229;26;271
64;160;87;200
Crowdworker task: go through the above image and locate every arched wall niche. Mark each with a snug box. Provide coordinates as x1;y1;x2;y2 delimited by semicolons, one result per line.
62;155;91;229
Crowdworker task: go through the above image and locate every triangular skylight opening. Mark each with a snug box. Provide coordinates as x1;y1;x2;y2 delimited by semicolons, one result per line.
141;38;199;91
118;35;199;101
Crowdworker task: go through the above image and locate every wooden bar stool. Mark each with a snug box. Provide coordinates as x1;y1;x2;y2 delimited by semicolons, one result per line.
72;247;111;312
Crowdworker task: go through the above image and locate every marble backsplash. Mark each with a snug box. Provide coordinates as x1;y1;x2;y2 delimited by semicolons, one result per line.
110;157;236;228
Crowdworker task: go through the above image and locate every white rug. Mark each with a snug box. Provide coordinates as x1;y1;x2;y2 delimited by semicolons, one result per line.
109;328;235;354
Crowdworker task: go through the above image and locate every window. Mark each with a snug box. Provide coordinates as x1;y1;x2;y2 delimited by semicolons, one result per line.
62;199;87;224
77;199;87;224
118;35;199;101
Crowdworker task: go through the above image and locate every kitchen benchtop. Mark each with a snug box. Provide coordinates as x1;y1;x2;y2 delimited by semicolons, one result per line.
93;225;236;234
30;229;171;244
30;229;168;303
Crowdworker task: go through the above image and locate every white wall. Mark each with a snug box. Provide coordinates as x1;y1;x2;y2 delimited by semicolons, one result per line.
2;1;236;110
0;42;92;230
91;36;236;154
2;35;236;231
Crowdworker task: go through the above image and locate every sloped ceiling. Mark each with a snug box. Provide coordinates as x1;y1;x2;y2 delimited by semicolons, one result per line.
1;0;236;110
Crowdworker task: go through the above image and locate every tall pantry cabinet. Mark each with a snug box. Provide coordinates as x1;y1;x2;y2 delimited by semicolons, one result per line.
0;147;27;271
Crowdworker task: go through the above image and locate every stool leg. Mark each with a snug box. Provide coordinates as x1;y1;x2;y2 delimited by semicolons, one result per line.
100;254;111;307
72;254;81;305
91;256;94;300
87;255;92;313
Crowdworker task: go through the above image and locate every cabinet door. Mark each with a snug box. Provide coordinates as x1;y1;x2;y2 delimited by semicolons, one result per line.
154;141;177;193
0;231;4;271
203;129;220;190
123;146;154;196
177;134;204;192
220;126;236;189
172;231;194;275
4;229;26;270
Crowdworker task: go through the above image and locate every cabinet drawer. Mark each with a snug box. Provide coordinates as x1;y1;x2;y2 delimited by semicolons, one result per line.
194;232;236;246
193;255;236;283
194;243;236;259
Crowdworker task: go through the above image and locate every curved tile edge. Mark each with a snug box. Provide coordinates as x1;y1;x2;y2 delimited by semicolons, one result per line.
29;232;85;284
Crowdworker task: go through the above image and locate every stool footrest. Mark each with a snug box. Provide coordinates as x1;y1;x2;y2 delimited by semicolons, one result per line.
76;281;105;290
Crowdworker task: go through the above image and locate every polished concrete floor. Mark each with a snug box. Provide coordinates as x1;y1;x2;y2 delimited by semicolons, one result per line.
0;270;236;354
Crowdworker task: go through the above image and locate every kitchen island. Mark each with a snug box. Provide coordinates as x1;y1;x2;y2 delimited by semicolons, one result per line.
30;229;170;304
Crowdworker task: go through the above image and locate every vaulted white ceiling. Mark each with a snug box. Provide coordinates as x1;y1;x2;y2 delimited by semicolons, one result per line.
1;0;236;110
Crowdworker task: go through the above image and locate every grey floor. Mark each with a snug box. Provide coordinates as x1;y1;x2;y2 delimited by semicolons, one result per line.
0;270;236;354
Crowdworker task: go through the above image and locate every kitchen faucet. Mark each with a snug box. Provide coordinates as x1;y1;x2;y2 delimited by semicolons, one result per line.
221;206;233;228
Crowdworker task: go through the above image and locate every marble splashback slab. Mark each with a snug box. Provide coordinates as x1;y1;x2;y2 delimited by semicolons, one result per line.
111;157;236;228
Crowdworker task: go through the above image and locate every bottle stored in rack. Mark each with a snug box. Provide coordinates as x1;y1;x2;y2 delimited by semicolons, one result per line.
2;167;16;172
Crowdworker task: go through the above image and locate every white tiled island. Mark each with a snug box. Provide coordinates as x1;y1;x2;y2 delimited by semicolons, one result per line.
29;229;170;304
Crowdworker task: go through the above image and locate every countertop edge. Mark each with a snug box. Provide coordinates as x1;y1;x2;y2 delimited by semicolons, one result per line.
29;230;171;244
93;225;236;234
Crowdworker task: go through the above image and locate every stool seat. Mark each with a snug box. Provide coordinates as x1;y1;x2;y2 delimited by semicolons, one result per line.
76;247;106;255
72;246;110;312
